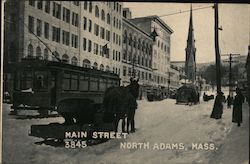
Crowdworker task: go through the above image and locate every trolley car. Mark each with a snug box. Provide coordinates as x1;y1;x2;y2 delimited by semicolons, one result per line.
10;57;120;115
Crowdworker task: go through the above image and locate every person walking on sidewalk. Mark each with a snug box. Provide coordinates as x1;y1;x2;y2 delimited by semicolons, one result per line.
232;88;245;127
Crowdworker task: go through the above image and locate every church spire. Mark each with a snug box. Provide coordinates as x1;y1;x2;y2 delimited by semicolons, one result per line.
185;4;196;82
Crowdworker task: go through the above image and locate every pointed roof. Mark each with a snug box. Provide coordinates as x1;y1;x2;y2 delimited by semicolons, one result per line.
187;4;195;48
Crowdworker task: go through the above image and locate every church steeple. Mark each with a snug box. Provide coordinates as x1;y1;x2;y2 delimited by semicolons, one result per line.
185;4;196;82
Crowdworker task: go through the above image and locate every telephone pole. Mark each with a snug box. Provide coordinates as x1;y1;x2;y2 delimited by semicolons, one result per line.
214;3;221;94
210;3;223;120
222;54;240;96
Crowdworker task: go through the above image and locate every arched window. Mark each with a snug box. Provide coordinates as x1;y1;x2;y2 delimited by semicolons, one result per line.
52;51;60;62
95;6;99;17
28;44;33;57
101;10;105;21
44;48;49;60
100;64;104;71
106;65;110;72
93;62;98;69
118;20;121;29
62;54;69;63
89;2;92;12
107;13;110;24
83;59;91;68
71;56;78;66
84;1;87;10
36;46;42;57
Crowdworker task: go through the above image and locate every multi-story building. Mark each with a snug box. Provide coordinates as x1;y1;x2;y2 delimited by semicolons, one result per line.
130;16;173;90
122;9;154;98
4;1;123;73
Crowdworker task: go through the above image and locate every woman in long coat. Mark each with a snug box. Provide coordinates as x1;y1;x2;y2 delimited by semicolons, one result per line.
232;88;245;126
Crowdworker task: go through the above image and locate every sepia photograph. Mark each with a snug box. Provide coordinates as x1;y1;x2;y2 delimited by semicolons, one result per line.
1;1;249;164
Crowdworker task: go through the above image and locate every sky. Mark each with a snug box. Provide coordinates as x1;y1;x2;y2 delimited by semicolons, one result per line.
123;3;249;63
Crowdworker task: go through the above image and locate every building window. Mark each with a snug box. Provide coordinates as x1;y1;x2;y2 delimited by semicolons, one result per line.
72;12;79;27
94;24;99;36
71;34;78;48
36;19;42;37
63;7;70;23
28;44;33;56
106;30;110;41
62;54;69;63
100;27;105;39
107;13;110;24
113;33;115;43
118;20;121;29
53;2;61;19
88;40;92;52
93;62;98;70
83;17;87;30
84;1;87;10
94;43;99;55
29;0;35;6
101;10;105;21
83;37;87;51
100;64;104;71
106;66;110;72
52;51;60;61
62;30;70;46
113;17;116;27
88;20;92;32
37;0;43;10
89;2;92;13
118;52;121;61
71;57;78;66
83;59;91;68
44;22;49;39
44;48;49;60
45;1;50;13
123;66;127;76
28;16;34;33
52;26;60;43
73;1;79;6
95;6;99;17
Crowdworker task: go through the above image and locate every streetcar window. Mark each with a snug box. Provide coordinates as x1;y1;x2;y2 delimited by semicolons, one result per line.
62;73;70;90
107;79;113;88
79;75;89;91
20;71;32;90
89;77;98;91
71;74;78;90
99;78;107;91
62;72;78;91
34;71;48;90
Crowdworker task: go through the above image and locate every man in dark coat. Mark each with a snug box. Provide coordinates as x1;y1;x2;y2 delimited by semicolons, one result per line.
232;88;245;127
227;94;233;109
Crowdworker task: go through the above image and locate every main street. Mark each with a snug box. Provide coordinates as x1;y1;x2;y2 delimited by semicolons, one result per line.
2;91;249;164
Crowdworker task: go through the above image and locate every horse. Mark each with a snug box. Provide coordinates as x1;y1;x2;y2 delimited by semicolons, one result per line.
103;78;139;133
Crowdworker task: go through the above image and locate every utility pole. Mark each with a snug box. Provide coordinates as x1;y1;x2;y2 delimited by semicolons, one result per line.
210;3;223;119
214;3;222;94
222;53;240;96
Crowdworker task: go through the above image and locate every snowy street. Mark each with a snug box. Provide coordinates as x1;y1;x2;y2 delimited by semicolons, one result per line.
2;93;249;164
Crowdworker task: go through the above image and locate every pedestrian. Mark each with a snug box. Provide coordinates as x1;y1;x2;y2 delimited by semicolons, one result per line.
227;94;232;109
232;88;245;127
210;91;223;119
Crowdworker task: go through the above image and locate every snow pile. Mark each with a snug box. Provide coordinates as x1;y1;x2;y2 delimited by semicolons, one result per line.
1;92;249;164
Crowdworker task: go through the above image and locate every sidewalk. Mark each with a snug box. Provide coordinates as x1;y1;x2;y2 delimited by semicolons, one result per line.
209;103;249;164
